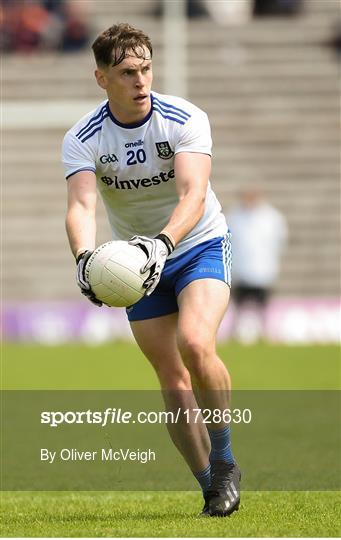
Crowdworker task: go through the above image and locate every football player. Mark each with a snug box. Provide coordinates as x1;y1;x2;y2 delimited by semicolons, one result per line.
63;23;240;516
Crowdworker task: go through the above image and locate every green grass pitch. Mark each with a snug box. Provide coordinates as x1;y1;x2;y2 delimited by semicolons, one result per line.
1;342;340;537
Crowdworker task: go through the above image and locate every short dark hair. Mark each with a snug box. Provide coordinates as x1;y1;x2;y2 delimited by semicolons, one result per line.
92;23;153;67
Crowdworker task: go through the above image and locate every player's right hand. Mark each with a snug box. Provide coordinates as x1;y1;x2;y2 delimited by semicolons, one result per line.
129;234;174;296
76;250;103;306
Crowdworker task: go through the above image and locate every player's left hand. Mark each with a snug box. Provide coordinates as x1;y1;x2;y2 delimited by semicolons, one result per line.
76;250;103;306
129;234;174;296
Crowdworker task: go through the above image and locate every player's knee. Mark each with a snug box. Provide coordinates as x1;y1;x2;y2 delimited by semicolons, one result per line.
177;335;213;377
154;364;192;391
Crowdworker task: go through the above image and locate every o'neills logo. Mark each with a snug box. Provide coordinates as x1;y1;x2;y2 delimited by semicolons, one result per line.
125;139;144;148
100;169;174;190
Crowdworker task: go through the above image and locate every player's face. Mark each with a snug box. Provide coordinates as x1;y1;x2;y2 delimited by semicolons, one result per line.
95;47;153;125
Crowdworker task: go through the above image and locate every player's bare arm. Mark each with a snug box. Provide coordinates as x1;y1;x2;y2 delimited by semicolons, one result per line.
65;171;97;259
65;171;102;306
161;152;211;246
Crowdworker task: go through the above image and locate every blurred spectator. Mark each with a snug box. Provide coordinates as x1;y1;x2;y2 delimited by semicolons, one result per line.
0;0;50;52
60;1;90;51
227;187;288;342
253;0;302;16
0;0;90;53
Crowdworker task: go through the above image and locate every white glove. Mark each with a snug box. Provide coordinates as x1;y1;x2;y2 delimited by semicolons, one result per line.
76;250;102;306
129;234;174;296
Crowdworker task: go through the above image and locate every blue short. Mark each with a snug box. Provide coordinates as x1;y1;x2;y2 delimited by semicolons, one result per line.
126;235;232;322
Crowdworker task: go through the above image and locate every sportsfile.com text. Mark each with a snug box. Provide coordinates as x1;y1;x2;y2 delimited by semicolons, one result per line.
41;407;252;427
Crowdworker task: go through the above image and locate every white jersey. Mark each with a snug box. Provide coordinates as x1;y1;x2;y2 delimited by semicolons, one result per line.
62;91;227;258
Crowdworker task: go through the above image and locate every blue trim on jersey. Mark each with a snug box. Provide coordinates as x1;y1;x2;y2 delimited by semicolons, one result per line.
80;123;106;143
152;95;191;119
78;112;109;142
152;100;189;121
76;104;107;138
75;95;191;140
152;105;186;125
66;166;96;180
106;101;153;129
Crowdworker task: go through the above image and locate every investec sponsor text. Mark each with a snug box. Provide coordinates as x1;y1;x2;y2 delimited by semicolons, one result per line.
100;168;174;189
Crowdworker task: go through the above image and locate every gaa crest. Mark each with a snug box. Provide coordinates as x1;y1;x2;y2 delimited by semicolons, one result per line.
155;141;174;160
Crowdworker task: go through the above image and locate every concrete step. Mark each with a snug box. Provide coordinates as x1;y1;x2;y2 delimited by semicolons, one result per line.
197;95;340;112
3;78;338;100
3;95;338;119
190;45;336;64
215;157;338;172
188;78;338;97
3;225;339;253
3;57;337;80
4;247;339;273
2;46;336;81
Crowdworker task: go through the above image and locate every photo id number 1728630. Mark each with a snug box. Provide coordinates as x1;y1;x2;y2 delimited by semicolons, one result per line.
182;408;252;424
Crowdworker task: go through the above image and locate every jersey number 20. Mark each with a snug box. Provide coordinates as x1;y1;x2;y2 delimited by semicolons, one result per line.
126;149;146;165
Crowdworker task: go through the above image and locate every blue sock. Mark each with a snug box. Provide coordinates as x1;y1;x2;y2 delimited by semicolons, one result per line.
193;463;211;493
208;426;234;464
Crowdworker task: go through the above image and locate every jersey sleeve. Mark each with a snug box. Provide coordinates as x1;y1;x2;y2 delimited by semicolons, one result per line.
62;130;96;180
174;110;212;156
